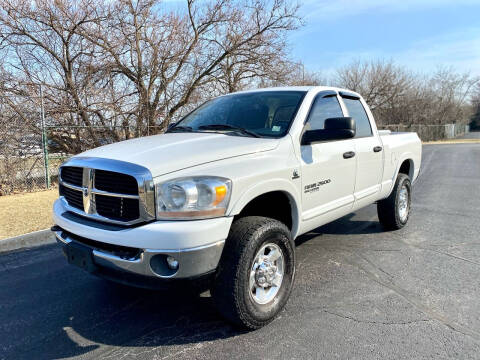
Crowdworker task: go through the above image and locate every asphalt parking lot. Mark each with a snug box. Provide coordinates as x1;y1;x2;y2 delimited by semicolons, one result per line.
1;142;479;360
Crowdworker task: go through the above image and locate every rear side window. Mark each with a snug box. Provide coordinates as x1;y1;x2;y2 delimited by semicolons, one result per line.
305;95;343;131
342;98;372;137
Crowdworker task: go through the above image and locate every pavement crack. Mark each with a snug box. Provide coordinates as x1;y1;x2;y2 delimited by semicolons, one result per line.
346;253;480;344
356;252;394;279
425;248;480;267
369;249;402;252
390;232;480;267
323;309;430;326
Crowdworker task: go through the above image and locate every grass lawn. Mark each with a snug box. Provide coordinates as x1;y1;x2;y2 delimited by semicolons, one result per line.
0;189;58;240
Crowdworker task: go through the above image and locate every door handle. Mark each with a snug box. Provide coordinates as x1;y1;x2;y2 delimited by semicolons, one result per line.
343;151;355;159
373;146;383;152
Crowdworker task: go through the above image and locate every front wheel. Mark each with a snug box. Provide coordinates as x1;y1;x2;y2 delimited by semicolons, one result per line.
212;216;295;329
377;173;412;230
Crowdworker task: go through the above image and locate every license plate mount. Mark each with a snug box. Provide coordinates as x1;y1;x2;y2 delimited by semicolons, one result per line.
66;242;97;273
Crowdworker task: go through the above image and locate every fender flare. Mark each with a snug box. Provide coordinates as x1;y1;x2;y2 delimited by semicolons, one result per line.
228;178;302;238
386;153;415;197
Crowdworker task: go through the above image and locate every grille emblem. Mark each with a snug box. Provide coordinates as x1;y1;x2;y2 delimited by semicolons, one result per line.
82;168;95;214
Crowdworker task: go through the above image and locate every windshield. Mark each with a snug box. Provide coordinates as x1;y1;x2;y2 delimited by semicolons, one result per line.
169;91;306;138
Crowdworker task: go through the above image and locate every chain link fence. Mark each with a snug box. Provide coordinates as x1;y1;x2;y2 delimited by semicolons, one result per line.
1;125;137;195
0;124;170;195
380;123;470;142
0;122;471;196
0;153;63;194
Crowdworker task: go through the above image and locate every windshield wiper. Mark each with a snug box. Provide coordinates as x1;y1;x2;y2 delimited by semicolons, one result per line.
198;124;260;138
166;125;193;133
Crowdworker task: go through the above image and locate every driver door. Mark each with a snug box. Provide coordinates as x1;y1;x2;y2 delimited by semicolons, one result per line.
300;93;357;227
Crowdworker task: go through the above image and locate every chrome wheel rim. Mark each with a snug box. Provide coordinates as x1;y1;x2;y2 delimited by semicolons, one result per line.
398;184;409;222
249;243;284;305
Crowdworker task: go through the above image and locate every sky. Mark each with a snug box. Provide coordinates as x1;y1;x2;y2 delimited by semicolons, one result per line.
291;0;480;76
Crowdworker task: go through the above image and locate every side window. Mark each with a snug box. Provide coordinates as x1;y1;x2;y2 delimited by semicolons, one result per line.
342;97;372;137
305;95;343;130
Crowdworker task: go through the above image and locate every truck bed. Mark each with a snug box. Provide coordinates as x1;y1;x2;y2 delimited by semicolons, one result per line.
379;130;422;193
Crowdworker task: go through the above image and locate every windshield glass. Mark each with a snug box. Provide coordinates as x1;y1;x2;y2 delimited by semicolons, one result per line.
170;91;306;138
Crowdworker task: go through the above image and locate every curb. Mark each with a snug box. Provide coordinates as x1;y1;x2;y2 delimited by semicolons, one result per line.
0;229;56;253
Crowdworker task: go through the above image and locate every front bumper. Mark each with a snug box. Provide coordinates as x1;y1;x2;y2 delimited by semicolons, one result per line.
53;199;233;282
54;227;225;280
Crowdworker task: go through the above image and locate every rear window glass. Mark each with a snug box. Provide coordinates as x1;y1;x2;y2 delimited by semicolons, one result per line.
342;98;372;137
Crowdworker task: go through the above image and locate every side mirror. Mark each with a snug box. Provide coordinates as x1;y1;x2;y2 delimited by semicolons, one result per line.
301;117;356;145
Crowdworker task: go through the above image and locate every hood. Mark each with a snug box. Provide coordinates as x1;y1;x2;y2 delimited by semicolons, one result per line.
78;132;279;177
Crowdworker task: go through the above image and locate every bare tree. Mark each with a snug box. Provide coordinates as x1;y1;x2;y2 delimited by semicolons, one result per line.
428;68;478;125
334;60;413;120
0;0;107;150
469;83;480;130
0;0;302;152
78;0;301;130
214;47;295;93
283;62;325;86
334;60;478;126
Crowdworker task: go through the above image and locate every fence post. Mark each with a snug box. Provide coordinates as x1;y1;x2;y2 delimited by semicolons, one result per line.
40;85;50;189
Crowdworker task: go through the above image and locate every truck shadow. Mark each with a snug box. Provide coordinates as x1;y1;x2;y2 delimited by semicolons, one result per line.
27;275;244;359
296;212;384;246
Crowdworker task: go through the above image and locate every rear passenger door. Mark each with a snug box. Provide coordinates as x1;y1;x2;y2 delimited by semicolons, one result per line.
340;93;383;207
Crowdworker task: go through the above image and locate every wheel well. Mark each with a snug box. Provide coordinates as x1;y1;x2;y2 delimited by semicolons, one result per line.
398;159;413;179
235;191;293;231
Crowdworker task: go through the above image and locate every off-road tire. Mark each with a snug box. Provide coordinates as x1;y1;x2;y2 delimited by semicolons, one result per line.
377;173;412;230
212;216;295;329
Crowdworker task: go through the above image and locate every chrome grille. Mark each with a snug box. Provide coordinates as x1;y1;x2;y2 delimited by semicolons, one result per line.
59;158;155;225
59;183;83;210
96;194;140;221
95;169;139;195
60;166;83;187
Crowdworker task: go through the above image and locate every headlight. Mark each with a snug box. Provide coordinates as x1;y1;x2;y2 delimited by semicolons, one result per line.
155;176;232;219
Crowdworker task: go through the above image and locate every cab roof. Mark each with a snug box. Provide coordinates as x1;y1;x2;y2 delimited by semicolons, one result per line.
231;86;361;97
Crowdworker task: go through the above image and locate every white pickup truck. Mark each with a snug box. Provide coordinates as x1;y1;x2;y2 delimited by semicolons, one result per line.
52;86;421;329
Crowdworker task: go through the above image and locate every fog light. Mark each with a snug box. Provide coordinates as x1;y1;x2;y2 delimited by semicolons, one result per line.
150;254;178;277
166;256;179;270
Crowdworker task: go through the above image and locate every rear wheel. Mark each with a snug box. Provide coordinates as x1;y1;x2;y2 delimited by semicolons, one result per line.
212;216;295;329
377;173;412;230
